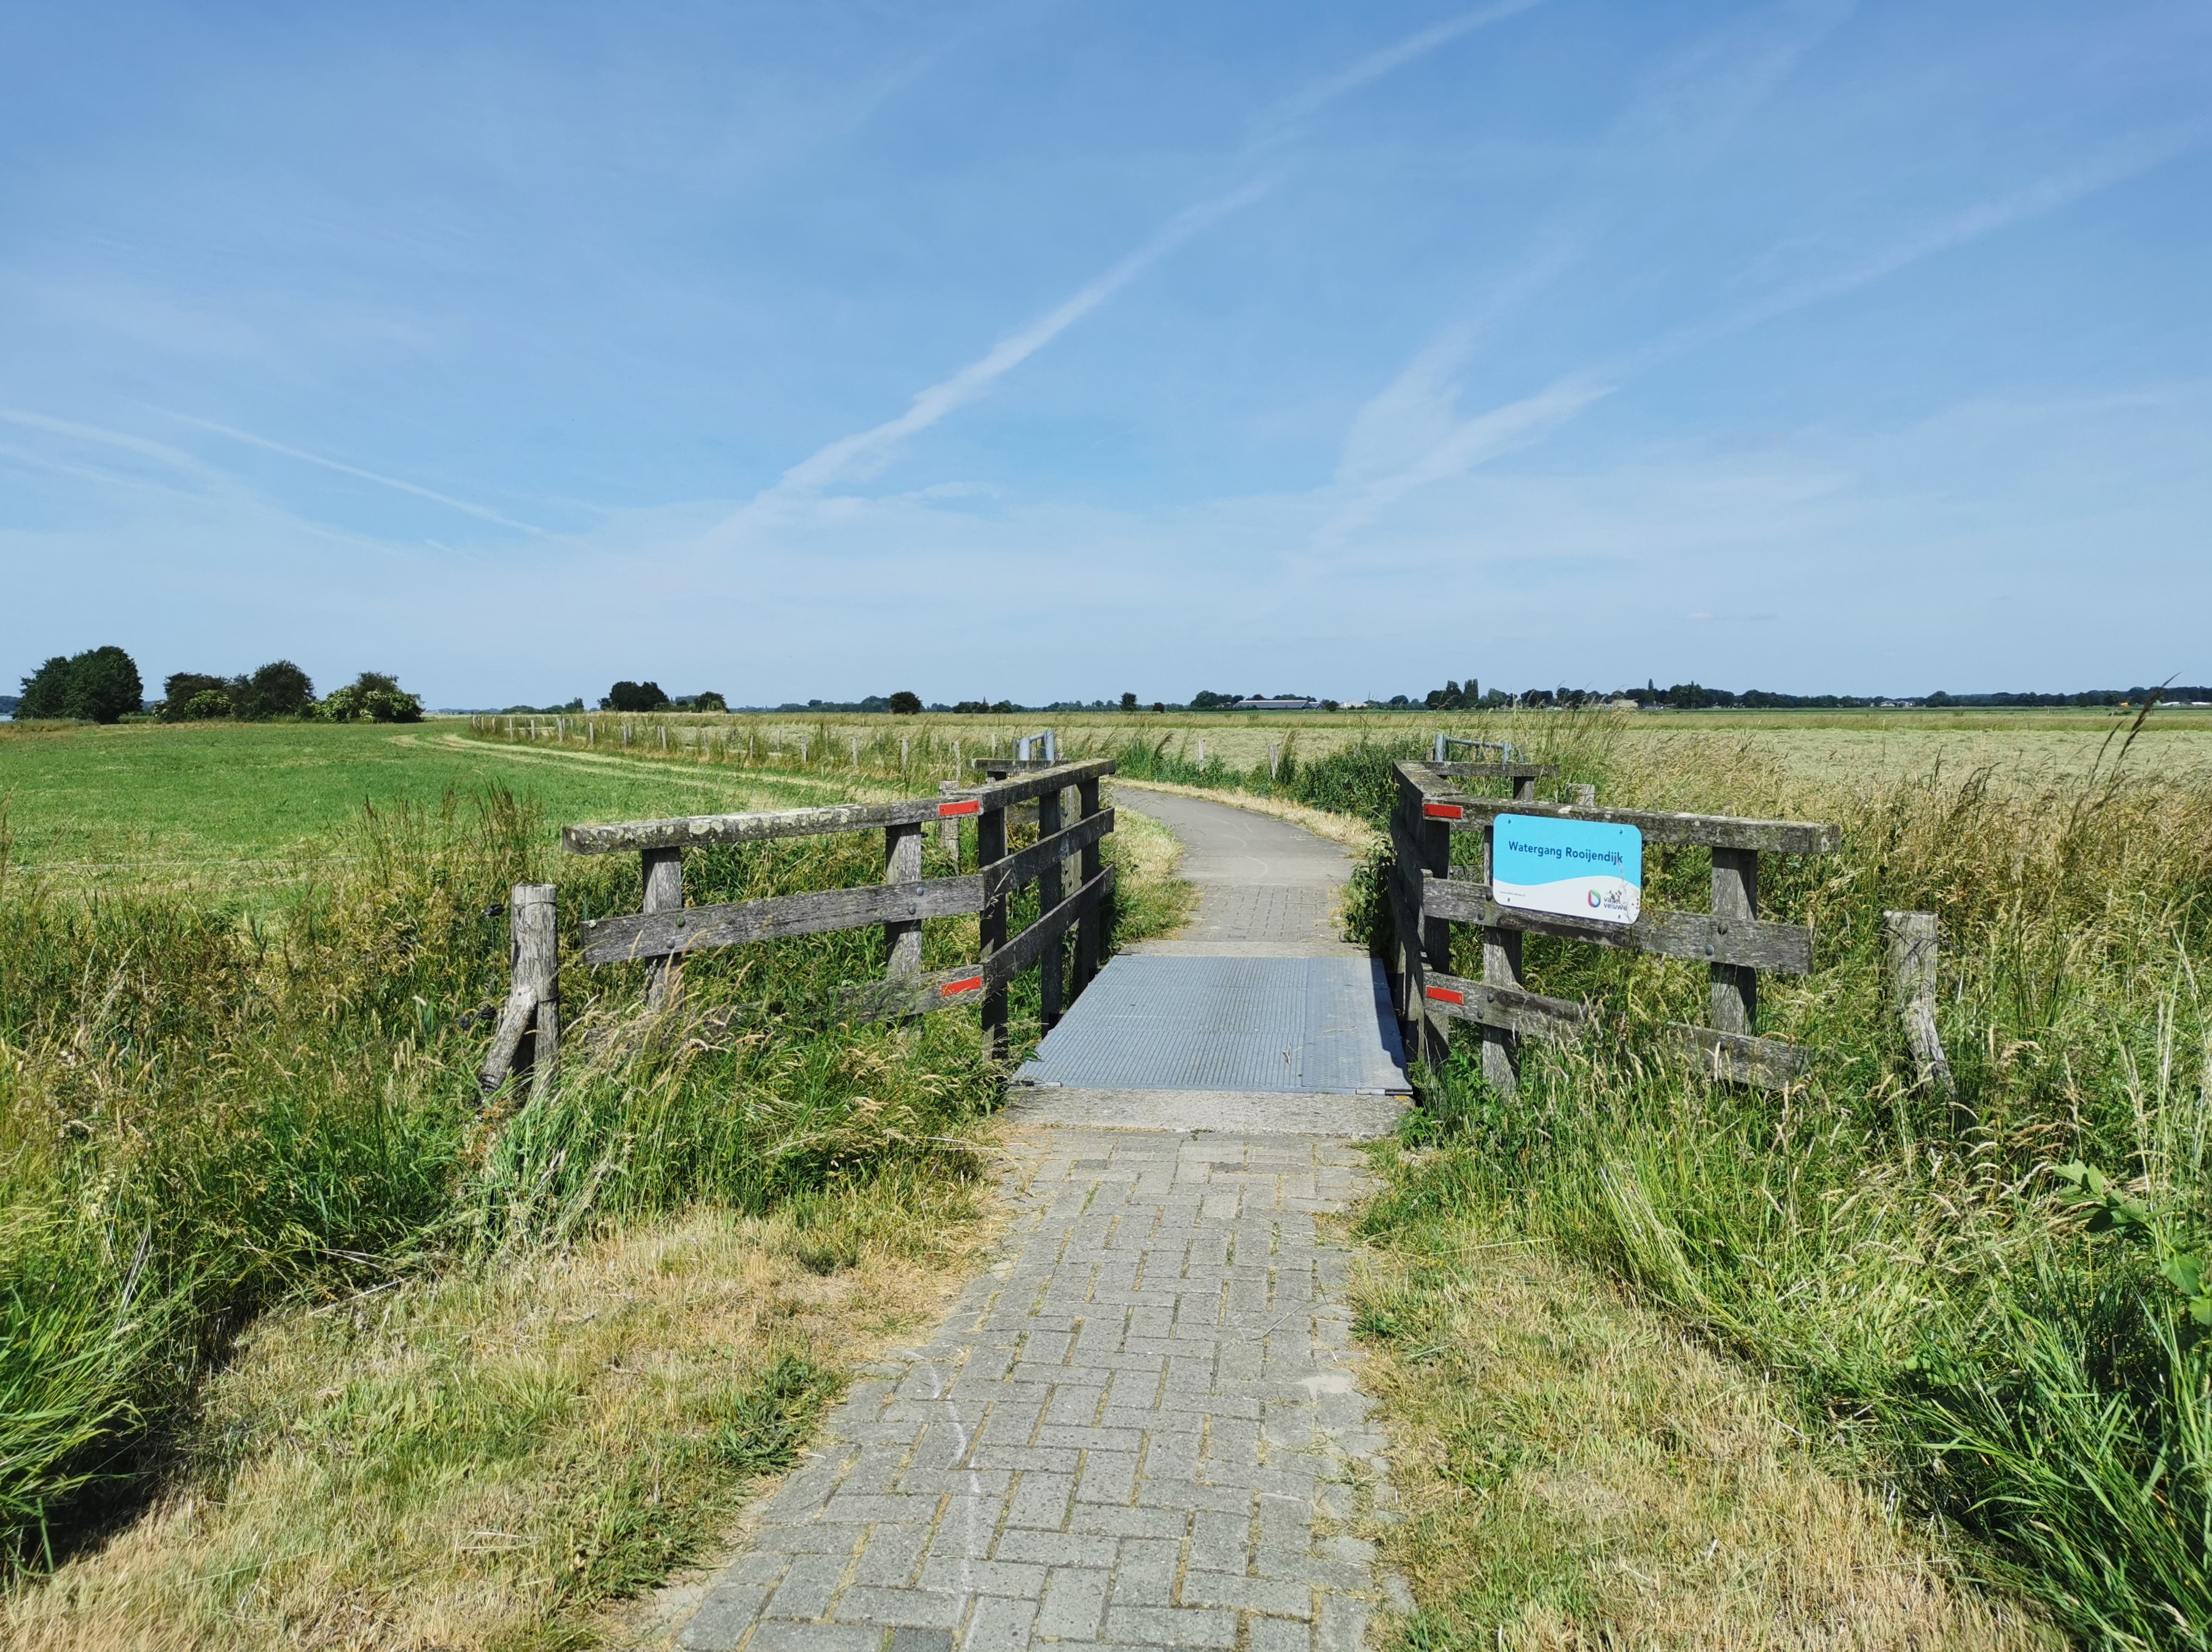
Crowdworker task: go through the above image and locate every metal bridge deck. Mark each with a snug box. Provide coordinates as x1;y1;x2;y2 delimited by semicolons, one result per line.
1007;787;1410;1136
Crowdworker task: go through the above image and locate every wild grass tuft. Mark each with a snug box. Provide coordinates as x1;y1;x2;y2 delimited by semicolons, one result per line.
0;767;1111;1578
1351;727;2212;1647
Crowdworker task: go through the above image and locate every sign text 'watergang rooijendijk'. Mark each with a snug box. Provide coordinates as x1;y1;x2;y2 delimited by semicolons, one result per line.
1492;813;1643;925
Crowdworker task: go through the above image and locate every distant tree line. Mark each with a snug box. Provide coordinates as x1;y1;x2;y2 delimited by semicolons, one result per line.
9;646;426;724
158;664;423;722
449;677;2212;723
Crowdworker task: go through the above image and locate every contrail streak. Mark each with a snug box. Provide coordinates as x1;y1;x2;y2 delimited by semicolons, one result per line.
167;413;544;534
733;4;1548;521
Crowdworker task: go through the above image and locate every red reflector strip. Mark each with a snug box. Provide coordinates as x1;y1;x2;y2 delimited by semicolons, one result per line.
1425;986;1465;1005
937;799;981;817
940;974;984;997
1422;801;1464;819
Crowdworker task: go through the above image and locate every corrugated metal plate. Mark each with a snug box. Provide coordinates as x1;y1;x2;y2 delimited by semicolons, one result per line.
1017;956;1408;1094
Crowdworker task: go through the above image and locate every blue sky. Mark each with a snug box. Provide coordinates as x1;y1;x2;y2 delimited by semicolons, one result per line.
3;0;2207;707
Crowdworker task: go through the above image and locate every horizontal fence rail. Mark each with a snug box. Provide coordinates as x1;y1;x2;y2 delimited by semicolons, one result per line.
1386;758;1836;1095
479;759;1117;1093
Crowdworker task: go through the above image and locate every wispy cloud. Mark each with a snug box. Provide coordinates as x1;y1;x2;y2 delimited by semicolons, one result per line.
735;182;1270;523
1253;0;1550;141
1328;0;1860;531
163;412;544;534
725;4;1549;529
0;406;214;476
1325;119;2206;543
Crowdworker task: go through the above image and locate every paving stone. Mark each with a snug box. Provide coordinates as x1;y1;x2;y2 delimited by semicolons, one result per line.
1102;1607;1240;1648
666;1129;1394;1652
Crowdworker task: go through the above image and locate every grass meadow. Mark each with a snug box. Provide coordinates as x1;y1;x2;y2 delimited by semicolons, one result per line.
0;718;1182;1648
8;707;2211;1647
467;703;2212;796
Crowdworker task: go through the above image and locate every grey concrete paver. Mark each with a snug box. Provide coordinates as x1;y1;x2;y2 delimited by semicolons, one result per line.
666;1131;1399;1652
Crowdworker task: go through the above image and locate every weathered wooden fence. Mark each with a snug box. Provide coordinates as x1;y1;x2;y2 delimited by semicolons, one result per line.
479;757;1116;1093
1387;758;1840;1095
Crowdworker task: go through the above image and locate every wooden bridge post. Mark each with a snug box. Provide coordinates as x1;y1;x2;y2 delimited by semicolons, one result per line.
516;884;560;1096
480;883;560;1097
1038;786;1065;1028
1076;776;1104;990
884;822;924;976
1885;910;1966;1129
641;847;684;1007
1710;848;1759;1037
937;781;964;859
1479;820;1522;1096
978;802;1009;1059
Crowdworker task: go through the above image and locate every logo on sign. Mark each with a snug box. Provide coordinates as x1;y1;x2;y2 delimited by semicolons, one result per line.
1491;813;1643;925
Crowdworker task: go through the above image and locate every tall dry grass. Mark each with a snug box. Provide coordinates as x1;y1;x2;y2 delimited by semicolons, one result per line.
1346;715;2212;1647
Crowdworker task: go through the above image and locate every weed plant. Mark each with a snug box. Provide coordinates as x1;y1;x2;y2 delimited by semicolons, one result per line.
1345;717;2212;1648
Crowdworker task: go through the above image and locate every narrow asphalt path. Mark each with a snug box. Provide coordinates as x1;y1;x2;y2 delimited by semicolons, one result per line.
662;787;1409;1652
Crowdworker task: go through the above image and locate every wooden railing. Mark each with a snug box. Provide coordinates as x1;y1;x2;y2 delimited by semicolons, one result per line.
479;758;1116;1094
1386;760;1838;1094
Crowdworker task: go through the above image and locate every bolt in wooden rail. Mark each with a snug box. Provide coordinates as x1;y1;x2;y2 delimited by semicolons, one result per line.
1388;760;1837;1096
491;759;1119;1084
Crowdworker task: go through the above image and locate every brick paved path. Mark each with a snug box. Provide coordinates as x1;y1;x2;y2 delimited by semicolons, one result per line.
665;791;1405;1652
670;1129;1404;1652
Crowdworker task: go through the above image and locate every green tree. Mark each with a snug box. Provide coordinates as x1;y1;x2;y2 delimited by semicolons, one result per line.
1120;692;1138;711
692;690;729;712
604;680;669;712
318;671;422;723
887;690;923;715
160;672;230;720
16;657;73;720
232;660;315;720
18;646;143;722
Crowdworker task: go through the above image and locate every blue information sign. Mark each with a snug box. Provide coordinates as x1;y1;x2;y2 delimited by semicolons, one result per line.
1492;813;1643;924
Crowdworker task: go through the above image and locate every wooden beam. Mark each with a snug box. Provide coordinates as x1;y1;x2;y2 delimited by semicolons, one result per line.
1075;776;1104;991
642;846;683;1007
839;865;1117;1026
1671;1023;1810;1089
1391;767;1837;854
1038;784;1064;1029
952;758;1117;809
1884;909;1964;1127
1710;847;1758;1035
842;962;992;1024
563;796;942;854
982;810;1113;902
1420;874;1814;974
884;822;923;976
579;874;986;965
481;882;558;1095
979;803;1008;1059
1417;970;1591;1042
1426;763;1559;781
990;864;1116;983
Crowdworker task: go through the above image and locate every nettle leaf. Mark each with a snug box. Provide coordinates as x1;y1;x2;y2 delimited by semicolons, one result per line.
2055;1161;2106;1199
2161;1253;2205;1298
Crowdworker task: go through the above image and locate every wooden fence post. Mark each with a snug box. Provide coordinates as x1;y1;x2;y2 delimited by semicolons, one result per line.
1479;819;1522;1096
641;847;683;1007
1038;786;1065;1029
884;822;923;976
480;883;558;1097
1885;910;1965;1128
1076;776;1104;990
1710;849;1759;1036
977;803;1009;1059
